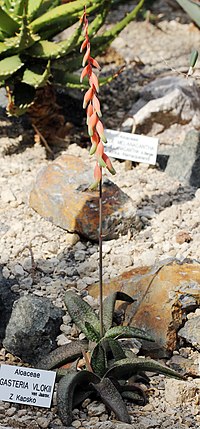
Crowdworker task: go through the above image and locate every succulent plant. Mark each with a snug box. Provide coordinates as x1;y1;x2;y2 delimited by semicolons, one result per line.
0;0;145;117
36;290;184;426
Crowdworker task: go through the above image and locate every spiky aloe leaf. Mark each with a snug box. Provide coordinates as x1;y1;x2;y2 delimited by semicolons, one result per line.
30;0;101;34
35;339;88;370
175;0;200;27
105;358;185;381
27;22;82;59
105;326;154;342
22;60;51;88
91;377;131;424
12;0;27;18
33;0;60;19
27;0;43;20
64;290;100;341
52;67;124;90
6;82;35;116
2;16;40;55
0;6;19;36
0;55;23;80
102;291;134;331
57;370;100;426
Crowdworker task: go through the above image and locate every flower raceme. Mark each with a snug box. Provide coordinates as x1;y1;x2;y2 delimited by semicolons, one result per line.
80;8;116;188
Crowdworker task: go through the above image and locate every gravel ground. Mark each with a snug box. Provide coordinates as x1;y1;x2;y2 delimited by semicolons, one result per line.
0;1;200;428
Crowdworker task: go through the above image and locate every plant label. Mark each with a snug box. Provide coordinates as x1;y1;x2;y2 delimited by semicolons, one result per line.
104;129;159;165
0;364;56;408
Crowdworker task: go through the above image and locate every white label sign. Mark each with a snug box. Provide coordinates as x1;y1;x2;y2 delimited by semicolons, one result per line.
104;129;159;165
0;365;56;408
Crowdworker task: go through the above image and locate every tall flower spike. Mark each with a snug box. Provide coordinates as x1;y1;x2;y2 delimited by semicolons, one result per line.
80;8;116;186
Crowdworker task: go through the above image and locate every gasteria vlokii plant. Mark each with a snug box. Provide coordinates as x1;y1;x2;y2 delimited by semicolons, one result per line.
36;290;184;426
0;0;145;144
35;8;184;426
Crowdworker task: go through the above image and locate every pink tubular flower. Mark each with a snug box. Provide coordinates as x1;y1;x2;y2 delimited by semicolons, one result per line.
80;7;116;187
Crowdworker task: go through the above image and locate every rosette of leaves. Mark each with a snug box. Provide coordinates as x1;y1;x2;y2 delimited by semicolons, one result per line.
36;290;184;426
0;0;145;117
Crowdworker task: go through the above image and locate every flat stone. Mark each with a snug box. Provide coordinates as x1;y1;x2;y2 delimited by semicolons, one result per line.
29;154;141;241
89;259;200;357
165;379;200;406
3;295;64;364
165;130;200;187
178;315;200;350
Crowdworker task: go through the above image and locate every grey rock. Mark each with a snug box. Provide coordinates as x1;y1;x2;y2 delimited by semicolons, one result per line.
3;295;64;363
178;315;200;350
165;130;200;187
0;267;19;344
131;76;200;133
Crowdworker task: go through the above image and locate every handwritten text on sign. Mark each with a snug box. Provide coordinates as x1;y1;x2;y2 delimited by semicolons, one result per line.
0;365;56;408
104;129;158;165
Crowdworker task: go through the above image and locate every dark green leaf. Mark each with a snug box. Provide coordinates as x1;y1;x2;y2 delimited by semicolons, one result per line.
105;358;185;380
57;370;100;426
105;325;154;342
102;291;135;331
35;339;88;370
91;377;131;423
64;290;100;341
90;340;107;377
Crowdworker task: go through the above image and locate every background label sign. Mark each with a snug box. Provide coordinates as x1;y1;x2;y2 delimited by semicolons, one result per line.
0;364;56;408
105;129;159;165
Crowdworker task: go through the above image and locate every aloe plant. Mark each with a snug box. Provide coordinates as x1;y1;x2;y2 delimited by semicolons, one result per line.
36;290;184;426
0;0;144;116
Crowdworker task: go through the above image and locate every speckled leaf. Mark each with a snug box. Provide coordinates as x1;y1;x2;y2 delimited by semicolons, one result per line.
105;358;185;381
64;290;100;341
90;340;107;377
91;377;131;423
105;325;154;342
35;339;88;370
27;0;43;20
57;370;100;426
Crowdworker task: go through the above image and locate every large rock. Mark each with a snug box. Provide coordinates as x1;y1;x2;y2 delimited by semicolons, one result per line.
29;154;141;241
89;259;200;357
0;266;19;344
165;379;200;406
3;295;64;364
123;76;200;134
178;312;200;351
165;130;200;187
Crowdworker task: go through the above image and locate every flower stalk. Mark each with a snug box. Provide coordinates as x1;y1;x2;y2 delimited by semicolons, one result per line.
80;7;116;337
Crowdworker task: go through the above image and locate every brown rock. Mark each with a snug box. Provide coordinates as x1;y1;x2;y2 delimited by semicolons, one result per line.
176;231;192;244
29;154;141;241
89;259;200;356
